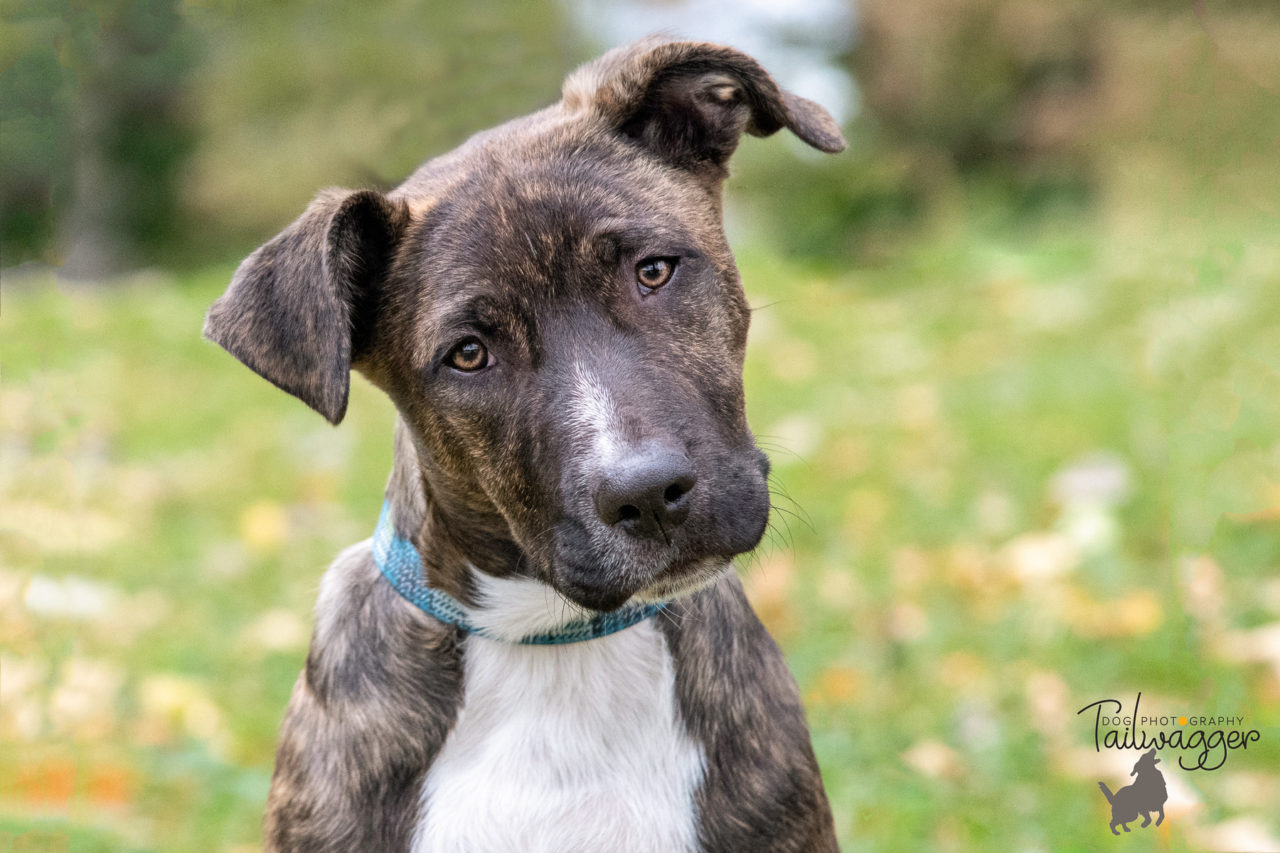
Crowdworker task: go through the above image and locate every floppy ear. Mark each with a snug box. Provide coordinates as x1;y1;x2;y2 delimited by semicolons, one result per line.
564;37;846;172
204;189;410;424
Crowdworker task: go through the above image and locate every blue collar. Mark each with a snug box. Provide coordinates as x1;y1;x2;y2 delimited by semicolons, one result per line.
372;501;667;645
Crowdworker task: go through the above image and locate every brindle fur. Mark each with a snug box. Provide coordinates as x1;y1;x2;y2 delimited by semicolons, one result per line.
207;37;844;852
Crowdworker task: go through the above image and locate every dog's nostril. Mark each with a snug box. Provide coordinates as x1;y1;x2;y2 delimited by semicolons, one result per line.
593;448;697;540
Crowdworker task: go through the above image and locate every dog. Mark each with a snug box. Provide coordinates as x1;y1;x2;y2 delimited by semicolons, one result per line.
1098;748;1168;835
205;37;846;852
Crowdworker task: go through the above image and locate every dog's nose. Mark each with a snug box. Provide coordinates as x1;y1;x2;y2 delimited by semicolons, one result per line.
593;447;697;541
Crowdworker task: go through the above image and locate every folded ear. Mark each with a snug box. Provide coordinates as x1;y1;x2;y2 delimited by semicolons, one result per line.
564;37;846;173
204;189;410;424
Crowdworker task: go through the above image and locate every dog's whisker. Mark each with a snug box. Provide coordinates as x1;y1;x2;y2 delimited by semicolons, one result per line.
769;502;815;537
754;436;814;470
736;548;766;578
768;483;815;534
655;604;682;631
762;517;796;554
748;298;800;314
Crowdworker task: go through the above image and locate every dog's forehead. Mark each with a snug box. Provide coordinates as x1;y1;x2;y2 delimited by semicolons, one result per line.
395;123;725;328
430;141;692;250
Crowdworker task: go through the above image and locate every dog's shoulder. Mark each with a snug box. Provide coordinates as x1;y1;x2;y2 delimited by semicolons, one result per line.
306;539;461;705
265;541;464;853
658;573;806;719
659;574;840;852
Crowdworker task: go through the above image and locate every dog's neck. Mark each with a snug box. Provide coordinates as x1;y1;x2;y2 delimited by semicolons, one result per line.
386;418;430;542
385;418;482;606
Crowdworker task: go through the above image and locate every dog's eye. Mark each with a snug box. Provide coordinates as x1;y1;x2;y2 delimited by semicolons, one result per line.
635;257;677;294
445;338;490;372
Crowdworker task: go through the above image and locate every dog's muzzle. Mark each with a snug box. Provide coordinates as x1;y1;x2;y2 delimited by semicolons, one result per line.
550;442;770;612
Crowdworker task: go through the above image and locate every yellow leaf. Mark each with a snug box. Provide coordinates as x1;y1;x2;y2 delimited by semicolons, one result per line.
239;500;288;553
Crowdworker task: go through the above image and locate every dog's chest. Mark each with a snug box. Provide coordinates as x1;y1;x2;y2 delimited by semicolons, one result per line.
412;620;704;853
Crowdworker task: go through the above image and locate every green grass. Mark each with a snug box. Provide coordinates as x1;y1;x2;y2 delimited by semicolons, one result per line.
2;209;1278;851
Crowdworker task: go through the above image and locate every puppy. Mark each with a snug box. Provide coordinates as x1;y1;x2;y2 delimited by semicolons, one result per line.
206;36;846;853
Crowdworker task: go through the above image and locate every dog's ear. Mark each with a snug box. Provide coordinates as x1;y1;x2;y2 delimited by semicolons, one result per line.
204;189;410;425
564;37;846;172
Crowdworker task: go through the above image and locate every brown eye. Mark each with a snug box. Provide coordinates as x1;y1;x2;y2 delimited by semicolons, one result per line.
446;338;489;372
635;257;677;293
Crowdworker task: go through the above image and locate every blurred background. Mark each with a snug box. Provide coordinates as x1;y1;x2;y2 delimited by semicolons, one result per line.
2;1;1278;850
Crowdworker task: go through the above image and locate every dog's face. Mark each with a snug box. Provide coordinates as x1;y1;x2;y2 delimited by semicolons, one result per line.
378;145;768;611
205;38;845;611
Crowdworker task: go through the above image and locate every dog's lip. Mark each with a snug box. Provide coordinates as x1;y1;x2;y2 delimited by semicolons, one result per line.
549;552;731;612
632;556;731;603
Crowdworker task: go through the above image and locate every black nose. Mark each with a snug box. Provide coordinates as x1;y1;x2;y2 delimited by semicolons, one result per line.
593;446;697;542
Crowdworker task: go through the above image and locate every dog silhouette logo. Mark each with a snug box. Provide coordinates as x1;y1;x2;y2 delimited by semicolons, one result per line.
1097;748;1168;835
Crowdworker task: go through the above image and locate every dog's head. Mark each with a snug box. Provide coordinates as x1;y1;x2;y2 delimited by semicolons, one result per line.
206;38;844;612
1131;748;1160;776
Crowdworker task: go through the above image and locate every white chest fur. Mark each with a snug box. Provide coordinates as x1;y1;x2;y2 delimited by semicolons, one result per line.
412;581;704;853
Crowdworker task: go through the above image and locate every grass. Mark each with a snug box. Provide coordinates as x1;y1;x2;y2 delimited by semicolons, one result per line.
2;206;1278;851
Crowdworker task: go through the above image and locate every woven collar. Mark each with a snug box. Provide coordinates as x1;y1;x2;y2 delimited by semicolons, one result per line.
372;501;666;645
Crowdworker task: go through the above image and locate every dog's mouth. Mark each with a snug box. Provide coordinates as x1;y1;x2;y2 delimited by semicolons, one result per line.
550;550;736;613
631;556;732;603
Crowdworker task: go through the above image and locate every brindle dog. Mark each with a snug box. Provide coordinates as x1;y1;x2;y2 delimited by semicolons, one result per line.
206;37;845;853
